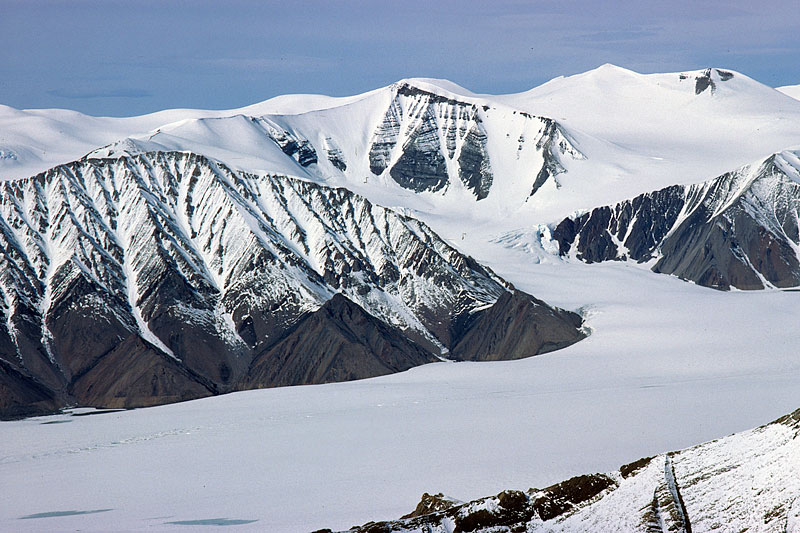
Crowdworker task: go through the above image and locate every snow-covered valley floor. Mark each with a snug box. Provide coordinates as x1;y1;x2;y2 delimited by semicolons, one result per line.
1;241;798;532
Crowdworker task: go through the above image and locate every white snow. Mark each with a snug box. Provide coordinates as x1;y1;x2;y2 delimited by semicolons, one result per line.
777;84;800;101
7;65;800;233
1;247;798;532
2;65;800;532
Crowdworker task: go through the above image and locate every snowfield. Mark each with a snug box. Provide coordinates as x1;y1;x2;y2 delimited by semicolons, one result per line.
1;249;798;531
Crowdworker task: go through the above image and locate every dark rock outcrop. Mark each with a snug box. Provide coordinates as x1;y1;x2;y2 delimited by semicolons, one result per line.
324;137;347;171
450;290;585;361
243;294;438;388
0;151;585;417
389;107;450;193
400;493;460;519
0;358;60;420
369;83;484;196
530;119;581;195
693;68;734;95
456;124;493;200
367;82;581;201
553;151;800;290
265;123;318;167
345;474;616;533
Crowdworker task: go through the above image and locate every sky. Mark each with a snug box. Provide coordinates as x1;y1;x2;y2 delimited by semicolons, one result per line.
2;0;800;116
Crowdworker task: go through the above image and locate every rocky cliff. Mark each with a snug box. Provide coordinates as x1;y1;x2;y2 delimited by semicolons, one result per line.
0;151;585;418
553;150;800;290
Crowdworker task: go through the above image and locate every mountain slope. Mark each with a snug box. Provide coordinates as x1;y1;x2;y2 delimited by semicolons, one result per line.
7;68;800;236
551;150;800;290
0;90;378;182
450;290;585;361
243;293;438;388
0;151;584;417
342;407;800;532
777;84;800;101
88;80;586;214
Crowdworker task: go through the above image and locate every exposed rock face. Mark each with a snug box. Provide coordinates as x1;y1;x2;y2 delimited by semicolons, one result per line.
400;493;461;520
261;119;318;167
369;83;489;197
694;67;735;95
243;294;438;388
389;107;450;193
530;118;583;195
456;124;493;199
324;137;347;171
340;407;800;533
450;290;585;361
0;358;60;420
347;474;616;533
0;151;585;417
554;150;800;290
367;83;582;200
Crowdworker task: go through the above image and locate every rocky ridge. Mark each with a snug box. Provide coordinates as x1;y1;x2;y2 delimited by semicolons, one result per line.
0;151;585;418
367;82;584;199
337;407;800;533
552;150;800;290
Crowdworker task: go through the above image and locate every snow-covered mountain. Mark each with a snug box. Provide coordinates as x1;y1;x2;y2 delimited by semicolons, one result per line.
4;63;800;532
4;64;800;415
6;66;800;232
777;84;800;101
85;79;587;222
341;407;800;532
550;150;800;290
0;151;584;418
0;92;375;183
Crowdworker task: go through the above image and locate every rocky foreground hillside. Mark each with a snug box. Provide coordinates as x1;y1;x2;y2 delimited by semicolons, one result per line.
0;151;585;418
553;150;800;290
337;407;800;533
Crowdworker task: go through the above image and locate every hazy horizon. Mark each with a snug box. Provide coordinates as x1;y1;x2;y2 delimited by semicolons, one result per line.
2;0;799;116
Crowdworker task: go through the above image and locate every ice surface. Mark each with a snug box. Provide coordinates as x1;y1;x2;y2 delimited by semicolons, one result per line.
1;246;798;532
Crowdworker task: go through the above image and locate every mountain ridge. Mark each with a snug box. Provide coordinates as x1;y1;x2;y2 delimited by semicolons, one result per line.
0;150;585;418
550;149;800;290
339;406;800;533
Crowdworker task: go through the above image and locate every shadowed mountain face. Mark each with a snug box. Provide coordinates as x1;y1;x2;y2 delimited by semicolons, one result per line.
0;357;60;419
451;290;585;362
553;151;800;290
0;151;585;418
243;293;439;388
340;407;800;533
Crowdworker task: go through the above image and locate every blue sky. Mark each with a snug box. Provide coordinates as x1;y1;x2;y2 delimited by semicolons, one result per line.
2;0;799;116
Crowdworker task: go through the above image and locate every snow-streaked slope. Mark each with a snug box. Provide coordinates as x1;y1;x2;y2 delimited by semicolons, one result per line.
546;149;800;290
9;66;800;232
341;408;800;532
5;150;583;414
0;90;380;182
1;248;798;532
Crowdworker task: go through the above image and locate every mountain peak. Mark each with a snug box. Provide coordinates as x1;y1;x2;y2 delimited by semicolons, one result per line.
594;62;635;73
391;78;476;100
